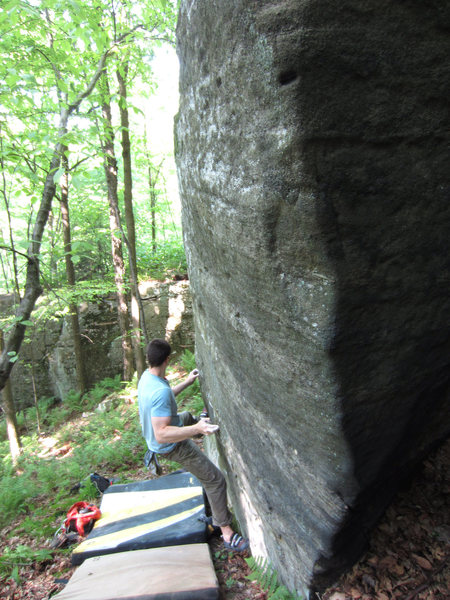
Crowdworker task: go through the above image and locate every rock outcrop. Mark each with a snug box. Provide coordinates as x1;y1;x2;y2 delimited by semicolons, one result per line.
2;281;193;406
175;0;450;594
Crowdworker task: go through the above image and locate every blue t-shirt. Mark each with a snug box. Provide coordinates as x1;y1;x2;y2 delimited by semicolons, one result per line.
137;370;181;454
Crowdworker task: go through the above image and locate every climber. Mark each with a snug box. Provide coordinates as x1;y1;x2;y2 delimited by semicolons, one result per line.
138;338;249;553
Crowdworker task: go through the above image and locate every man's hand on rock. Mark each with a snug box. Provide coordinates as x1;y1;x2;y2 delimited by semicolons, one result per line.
196;418;219;436
186;368;199;385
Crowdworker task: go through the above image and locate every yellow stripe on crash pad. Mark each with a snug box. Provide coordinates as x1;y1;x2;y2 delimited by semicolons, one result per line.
95;487;202;528
72;503;204;556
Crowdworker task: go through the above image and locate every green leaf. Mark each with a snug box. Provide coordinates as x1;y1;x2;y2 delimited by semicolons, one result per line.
7;351;19;363
11;565;20;585
53;167;65;184
5;73;19;88
57;78;69;93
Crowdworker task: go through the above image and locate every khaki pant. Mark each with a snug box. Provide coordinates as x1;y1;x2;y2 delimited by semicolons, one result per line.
164;412;232;528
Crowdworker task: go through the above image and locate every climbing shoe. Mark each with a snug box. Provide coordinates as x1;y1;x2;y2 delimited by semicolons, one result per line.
223;533;249;553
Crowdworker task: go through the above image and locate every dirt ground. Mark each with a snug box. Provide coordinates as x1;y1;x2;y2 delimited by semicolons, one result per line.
0;439;448;600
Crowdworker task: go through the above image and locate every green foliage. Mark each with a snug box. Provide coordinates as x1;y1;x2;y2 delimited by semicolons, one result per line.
175;350;204;415
83;374;124;410
0;0;178;295
65;390;84;412
0;545;53;582
138;237;187;280
179;349;196;372
76;478;101;501
0;374;147;532
0;470;35;524
245;556;303;600
179;388;203;416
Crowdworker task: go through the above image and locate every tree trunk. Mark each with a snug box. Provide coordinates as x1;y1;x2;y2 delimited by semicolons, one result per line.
0;144;59;391
144;126;159;253
0;125;21;300
149;167;157;252
100;70;134;381
117;61;146;376
60;147;86;393
0;330;21;464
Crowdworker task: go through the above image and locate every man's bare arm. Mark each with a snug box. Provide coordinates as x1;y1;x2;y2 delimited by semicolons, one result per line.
152;415;217;444
172;369;199;396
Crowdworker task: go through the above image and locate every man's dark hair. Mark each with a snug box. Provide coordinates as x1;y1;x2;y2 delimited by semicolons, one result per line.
146;338;171;367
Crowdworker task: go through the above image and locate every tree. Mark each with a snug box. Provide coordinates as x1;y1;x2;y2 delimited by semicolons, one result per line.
117;59;146;376
0;329;21;464
98;69;134;381
60;147;86;393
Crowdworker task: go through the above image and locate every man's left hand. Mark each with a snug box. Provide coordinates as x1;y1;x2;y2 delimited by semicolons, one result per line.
186;368;199;385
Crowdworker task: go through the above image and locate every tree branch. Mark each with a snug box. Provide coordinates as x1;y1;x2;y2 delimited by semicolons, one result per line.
0;245;30;261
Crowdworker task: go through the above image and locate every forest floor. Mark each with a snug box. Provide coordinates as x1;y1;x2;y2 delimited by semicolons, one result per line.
0;438;448;599
210;438;450;600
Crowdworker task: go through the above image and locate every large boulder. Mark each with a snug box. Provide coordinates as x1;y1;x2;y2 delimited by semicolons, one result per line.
175;0;450;594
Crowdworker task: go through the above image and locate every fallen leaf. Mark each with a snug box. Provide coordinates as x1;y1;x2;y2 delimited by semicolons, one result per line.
412;554;433;570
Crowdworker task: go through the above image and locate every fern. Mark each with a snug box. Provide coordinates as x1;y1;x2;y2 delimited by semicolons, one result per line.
178;349;195;372
174;350;204;415
0;545;53;580
245;556;303;600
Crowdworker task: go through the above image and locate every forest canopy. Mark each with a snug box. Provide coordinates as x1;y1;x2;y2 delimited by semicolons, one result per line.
0;0;183;295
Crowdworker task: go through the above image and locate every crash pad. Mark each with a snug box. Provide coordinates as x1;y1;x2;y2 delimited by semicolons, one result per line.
53;543;219;600
72;471;207;565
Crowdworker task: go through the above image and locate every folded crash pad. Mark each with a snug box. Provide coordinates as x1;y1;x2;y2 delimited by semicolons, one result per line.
72;471;207;565
54;543;219;600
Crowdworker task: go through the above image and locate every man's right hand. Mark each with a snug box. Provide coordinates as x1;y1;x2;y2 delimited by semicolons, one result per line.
196;418;219;436
152;415;219;444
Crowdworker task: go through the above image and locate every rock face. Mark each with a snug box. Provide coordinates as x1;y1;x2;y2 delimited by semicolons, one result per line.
2;281;193;407
175;1;450;594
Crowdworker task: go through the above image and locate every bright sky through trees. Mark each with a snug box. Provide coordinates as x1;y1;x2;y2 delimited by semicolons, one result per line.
145;45;180;217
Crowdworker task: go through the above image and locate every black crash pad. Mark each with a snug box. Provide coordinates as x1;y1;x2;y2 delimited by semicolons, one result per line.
54;544;219;600
72;471;207;565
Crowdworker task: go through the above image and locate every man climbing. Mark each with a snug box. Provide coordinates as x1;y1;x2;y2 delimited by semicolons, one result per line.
138;338;249;553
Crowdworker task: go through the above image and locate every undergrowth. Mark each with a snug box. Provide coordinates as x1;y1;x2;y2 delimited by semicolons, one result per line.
245;556;303;599
172;349;205;415
0;545;53;585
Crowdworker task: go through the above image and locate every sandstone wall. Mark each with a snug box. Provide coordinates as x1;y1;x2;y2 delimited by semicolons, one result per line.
2;281;193;407
175;1;450;594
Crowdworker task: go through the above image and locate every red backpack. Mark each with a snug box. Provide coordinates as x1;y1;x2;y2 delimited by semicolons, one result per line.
64;501;101;536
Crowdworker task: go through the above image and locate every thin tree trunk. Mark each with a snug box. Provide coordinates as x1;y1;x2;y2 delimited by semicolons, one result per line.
100;70;134;381
117;61;145;377
30;355;42;436
0;330;21;463
60;147;86;393
0;252;10;294
0;125;21;300
143;125;159;253
149;168;157;252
